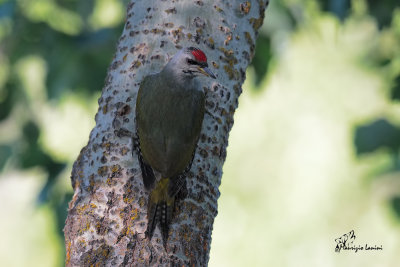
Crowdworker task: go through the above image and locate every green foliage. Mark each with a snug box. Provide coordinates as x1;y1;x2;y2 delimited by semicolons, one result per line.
0;0;126;180
391;75;400;100
251;34;272;87
355;119;400;154
0;1;126;265
391;196;400;218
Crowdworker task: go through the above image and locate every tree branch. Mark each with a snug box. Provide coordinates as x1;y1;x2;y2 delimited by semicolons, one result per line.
64;0;268;266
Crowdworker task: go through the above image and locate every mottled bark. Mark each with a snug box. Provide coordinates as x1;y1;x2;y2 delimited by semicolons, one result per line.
64;0;268;266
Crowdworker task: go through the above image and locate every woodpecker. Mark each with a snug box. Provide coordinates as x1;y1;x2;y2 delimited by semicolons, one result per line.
135;47;216;246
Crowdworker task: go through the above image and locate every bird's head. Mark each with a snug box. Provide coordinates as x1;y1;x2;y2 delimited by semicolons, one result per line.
165;47;216;80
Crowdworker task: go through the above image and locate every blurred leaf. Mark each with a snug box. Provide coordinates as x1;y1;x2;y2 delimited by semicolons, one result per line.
53;192;73;237
89;0;124;30
0;5;13;42
20;121;50;170
22;121;39;146
251;34;272;87
0;84;14;121
367;0;399;28
20;121;65;203
265;0;297;34
18;0;84;36
318;0;397;27
390;196;400;219
46;28;122;98
0;0;126;265
391;75;400;101
15;55;47;103
354;119;400;154
321;0;350;20
0;1;15;18
0;145;12;170
37;165;64;204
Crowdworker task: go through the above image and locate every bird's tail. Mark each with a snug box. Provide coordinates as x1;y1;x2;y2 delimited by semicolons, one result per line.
146;178;174;248
145;176;187;248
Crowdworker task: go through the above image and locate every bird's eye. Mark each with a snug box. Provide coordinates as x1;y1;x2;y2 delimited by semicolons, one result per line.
187;58;198;65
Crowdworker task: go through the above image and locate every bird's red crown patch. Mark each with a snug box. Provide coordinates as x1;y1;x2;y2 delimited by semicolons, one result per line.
191;48;207;63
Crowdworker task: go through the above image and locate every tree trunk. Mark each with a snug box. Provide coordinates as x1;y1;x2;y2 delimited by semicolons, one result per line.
64;0;268;266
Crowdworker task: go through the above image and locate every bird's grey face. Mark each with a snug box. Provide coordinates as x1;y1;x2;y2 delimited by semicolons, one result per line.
173;47;216;80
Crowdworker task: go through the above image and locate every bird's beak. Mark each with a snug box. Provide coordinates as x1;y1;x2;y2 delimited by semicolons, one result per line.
197;66;216;79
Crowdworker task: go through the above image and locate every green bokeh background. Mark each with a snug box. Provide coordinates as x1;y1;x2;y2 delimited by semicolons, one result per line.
1;0;400;266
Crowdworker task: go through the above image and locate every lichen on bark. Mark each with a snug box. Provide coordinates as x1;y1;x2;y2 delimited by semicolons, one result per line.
64;0;269;266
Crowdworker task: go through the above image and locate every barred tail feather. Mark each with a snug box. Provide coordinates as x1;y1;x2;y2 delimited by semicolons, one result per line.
145;200;159;240
160;201;174;248
145;178;178;249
